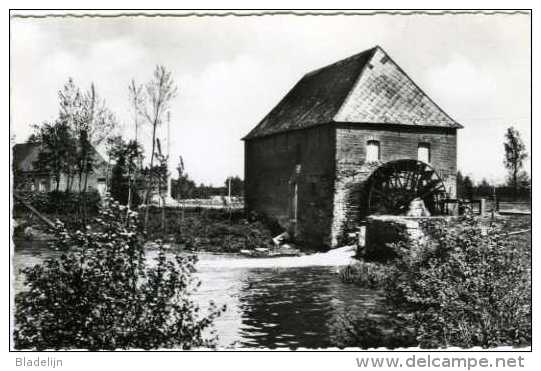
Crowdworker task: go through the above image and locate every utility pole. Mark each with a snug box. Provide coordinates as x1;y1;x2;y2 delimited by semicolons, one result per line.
166;111;172;199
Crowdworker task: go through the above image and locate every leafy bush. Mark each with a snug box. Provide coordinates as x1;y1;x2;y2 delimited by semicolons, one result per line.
142;207;276;253
333;311;417;349
340;215;531;348
14;199;224;350
15;190;102;216
338;261;389;288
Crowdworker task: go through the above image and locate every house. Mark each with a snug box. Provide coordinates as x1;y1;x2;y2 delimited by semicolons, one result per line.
13;142;108;195
243;46;463;248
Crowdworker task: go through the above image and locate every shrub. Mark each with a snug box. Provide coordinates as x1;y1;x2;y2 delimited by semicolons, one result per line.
15;190;102;216
338;261;388;288
14;198;224;350
340;215;531;348
141;207;276;253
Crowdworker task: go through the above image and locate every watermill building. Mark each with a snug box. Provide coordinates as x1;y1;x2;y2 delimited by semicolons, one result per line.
243;46;463;248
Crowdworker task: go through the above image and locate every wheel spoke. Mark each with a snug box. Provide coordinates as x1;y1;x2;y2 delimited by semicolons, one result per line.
365;160;447;216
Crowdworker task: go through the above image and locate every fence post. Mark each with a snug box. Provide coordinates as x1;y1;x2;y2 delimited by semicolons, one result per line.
480;198;486;216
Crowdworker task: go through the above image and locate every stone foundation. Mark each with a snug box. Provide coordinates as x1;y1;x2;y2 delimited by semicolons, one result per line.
361;215;451;261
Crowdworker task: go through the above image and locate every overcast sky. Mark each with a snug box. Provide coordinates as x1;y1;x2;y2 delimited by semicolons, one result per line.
10;12;531;185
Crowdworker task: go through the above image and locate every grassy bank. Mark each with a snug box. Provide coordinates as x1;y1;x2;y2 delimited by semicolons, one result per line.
142;206;283;253
13;203;283;254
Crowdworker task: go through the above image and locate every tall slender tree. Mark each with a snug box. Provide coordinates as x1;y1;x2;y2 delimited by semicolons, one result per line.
135;66;177;229
503;127;528;198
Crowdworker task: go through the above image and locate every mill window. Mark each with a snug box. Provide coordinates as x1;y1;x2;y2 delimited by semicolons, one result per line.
418;143;431;163
366;140;380;162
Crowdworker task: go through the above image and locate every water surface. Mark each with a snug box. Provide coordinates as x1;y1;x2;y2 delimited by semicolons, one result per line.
13;242;383;349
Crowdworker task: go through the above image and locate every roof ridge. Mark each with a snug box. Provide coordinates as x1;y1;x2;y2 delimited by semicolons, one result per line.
303;46;378;79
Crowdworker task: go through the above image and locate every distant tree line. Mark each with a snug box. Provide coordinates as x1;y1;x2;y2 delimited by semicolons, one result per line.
456;126;530;201
170;156;243;199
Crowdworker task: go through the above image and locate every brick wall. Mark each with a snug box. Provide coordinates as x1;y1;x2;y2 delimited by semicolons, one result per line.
244;124;336;247
331;123;457;246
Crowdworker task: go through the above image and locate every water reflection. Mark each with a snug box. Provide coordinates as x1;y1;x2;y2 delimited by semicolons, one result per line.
245;267;382;348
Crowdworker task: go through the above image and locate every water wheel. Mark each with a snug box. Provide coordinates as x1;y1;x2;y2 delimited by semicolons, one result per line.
365;160;447;215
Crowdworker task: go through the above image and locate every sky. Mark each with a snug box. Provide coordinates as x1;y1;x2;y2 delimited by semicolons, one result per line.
10;12;531;186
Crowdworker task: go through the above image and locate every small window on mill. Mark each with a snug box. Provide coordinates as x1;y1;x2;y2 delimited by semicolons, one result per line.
418;143;431;163
366;140;380;162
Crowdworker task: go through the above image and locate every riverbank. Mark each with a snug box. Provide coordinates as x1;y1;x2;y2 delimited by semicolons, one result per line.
13;205;290;254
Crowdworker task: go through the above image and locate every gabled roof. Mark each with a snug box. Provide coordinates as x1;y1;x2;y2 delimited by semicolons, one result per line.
13;142;107;172
243;46;462;140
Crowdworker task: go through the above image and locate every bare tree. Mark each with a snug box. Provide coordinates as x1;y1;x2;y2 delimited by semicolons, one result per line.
129;79;144;147
136;66;177;229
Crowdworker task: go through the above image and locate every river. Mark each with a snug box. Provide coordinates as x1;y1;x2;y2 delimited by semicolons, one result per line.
12;242;383;349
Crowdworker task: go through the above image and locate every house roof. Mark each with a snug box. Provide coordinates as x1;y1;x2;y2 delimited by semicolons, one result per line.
243;46;462;140
13;142;107;172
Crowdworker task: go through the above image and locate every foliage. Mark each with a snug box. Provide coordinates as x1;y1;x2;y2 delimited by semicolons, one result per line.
475;178;494;198
58;79;117;193
455;172;530;202
333;311;417;349
30;120;77;192
338;261;389;289
171;156;197;200
503;127;528;197
340;216;531;348
15;190;102;217
108;136;144;207
456;171;474;200
141;145;169;199
143;207;276;253
224;176;244;197
14;198;224;350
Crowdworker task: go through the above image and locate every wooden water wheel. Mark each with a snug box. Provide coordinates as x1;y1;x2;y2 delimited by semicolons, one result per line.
365;160;447;215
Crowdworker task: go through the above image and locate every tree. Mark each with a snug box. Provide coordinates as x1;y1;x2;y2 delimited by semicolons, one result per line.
135;66;177;229
504;127;528;198
14;199;224;350
140;138;170;231
31;120;76;192
224;176;244;197
517;171;531;191
171;156;196;200
108;136;144;207
456;171;474;200
128;79;144;147
58;79;117;220
476;178;493;198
